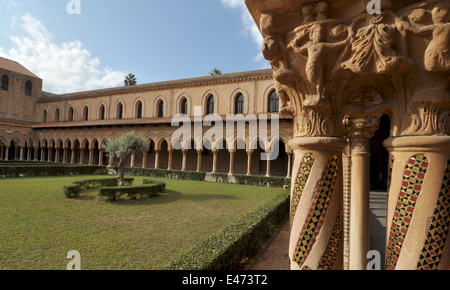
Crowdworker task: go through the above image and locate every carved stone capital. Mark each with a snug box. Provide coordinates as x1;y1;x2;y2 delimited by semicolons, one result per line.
343;115;380;152
246;0;450;138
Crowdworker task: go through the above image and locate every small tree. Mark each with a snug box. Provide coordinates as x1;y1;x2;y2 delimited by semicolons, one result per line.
104;131;148;186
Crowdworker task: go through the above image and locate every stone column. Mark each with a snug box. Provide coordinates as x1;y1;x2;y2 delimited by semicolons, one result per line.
286;152;292;178
289;137;347;270
19;147;24;161
246;150;253;176
108;155;114;169
196;150;203;172
142;152;147;169
167;149;174;170
0;146;3;161
4;146;9;161
71;149;76;164
343;116;380;270
154;150;160;169
181;149;188;172
130;151;135;168
265;150;272;178
99;149;104;166
63;148;68;163
384;136;450;270
27;147;32;161
228;150;236;176
89;148;95;165
55;148;60;163
79;148;85;165
211;149;218;174
41;148;45;162
47;148;52;162
34;147;39;162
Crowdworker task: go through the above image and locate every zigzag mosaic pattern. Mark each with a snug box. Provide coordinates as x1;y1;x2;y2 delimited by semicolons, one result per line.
386;154;429;270
318;209;343;270
290;153;315;229
293;154;340;269
417;159;450;270
387;154;394;192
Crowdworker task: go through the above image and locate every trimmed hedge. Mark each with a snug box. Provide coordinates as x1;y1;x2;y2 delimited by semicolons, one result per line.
64;178;134;198
163;191;290;270
208;173;291;188
123;167;291;188
99;182;166;201
0;164;108;178
124;167;206;181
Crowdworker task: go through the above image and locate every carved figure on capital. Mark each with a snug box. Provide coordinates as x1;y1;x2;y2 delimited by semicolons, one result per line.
400;2;450;73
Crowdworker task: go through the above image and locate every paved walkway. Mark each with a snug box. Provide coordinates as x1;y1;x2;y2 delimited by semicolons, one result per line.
248;191;388;270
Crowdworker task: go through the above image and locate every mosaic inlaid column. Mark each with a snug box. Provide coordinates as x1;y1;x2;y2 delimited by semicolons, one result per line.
342;144;351;270
384;136;450;270
289;137;346;270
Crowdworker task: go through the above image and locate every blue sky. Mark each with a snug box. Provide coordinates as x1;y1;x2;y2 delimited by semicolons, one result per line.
0;0;268;93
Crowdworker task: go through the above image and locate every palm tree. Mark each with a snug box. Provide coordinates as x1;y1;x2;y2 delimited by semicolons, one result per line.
124;73;137;86
210;68;222;76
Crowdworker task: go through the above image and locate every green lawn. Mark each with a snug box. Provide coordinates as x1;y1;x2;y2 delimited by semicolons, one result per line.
0;175;284;270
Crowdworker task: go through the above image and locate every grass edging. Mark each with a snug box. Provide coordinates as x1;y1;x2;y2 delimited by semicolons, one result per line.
163;191;290;270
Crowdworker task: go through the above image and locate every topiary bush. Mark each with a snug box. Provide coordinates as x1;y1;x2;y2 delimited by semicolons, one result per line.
63;178;134;199
99;182;166;202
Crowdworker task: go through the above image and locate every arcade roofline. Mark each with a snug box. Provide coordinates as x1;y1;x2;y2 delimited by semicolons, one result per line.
39;69;274;103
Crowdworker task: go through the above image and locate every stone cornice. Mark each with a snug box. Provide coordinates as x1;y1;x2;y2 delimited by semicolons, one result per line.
38;69;274;103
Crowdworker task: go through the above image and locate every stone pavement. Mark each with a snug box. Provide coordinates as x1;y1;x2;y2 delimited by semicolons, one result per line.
248;191;388;270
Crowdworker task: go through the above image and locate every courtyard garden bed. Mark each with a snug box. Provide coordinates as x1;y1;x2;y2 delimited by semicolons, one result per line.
0;175;288;270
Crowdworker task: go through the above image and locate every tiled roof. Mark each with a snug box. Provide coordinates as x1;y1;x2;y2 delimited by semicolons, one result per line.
0;119;35;128
31;114;292;129
0;57;40;79
38;69;274;102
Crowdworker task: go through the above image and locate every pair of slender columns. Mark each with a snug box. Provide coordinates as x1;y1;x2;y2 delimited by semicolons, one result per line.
288;135;378;270
289;135;450;270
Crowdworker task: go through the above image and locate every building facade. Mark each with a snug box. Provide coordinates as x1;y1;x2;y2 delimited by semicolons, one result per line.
0;57;294;177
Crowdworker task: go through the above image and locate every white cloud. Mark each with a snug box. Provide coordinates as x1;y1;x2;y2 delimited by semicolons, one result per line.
0;14;125;94
220;0;268;67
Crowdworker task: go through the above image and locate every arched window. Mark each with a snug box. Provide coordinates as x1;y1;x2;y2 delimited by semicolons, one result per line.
82;106;89;121
55;108;60;122
268;90;279;113
25;81;32;95
157;100;165;118
42;110;48;123
99;104;106;120
116;102;124;120
68;107;75;122
180;98;188;115
1;75;8;91
135;101;143;119
235;93;244;114
206;95;215;115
